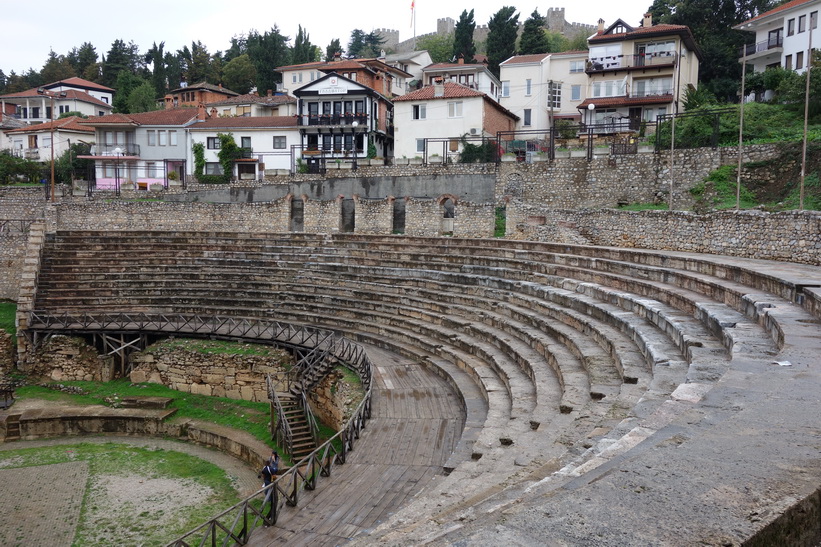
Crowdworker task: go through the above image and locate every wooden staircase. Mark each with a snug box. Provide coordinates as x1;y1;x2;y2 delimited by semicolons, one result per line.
277;392;317;460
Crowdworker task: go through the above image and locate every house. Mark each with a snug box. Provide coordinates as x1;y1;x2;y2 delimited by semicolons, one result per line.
0;77;114;125
580;14;702;130
293;72;396;171
205;91;297;118
393;81;518;161
735;0;819;82
421;58;503;102
163;82;239;109
499;51;590;130
277;55;412;98
4;116;94;162
79;108;205;190
187;116;299;177
384;50;433;92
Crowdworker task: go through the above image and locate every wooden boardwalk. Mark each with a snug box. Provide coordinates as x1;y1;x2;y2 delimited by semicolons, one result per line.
247;344;471;546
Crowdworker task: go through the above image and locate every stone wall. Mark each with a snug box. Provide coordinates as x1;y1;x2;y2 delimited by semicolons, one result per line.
129;344;291;403
0;332;14;378
355;196;394;234
508;205;821;264
0;232;27;300
27;335;112;382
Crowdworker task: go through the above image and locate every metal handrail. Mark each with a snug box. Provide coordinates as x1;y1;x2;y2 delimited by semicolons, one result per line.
268;376;295;457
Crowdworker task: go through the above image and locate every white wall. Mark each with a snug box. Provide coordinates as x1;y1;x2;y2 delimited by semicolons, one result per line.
394;97;484;159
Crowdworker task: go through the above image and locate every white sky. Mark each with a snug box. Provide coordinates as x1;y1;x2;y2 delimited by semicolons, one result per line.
1;0;654;75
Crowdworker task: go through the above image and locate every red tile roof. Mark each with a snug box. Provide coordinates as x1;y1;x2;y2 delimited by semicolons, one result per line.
577;95;673;109
502;54;551;65
167;82;239;96
394;81;486;101
206;93;296;107
80;108;200;126
189;116;298;129
0;88;112;108
590;23;691;42
49;77;115;92
740;0;815;25
6;116;95;134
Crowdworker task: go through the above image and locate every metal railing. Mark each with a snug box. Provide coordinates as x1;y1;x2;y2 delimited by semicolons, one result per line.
298;113;368;127
91;143;141;156
586;51;678;72
741;36;783;57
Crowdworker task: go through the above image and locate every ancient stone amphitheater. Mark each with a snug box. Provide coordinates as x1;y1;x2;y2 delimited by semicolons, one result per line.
20;227;821;545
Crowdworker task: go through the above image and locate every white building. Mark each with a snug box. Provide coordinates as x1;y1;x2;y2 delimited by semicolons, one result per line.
5;116;94;162
421;60;503;102
0;77;114;125
385;50;433;91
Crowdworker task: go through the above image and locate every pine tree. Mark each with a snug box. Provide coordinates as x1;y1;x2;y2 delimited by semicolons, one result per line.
487;6;520;78
147;42;166;98
519;10;550;55
247;26;291;95
293;26;317;65
348;30;367;58
453;9;476;63
325;39;344;61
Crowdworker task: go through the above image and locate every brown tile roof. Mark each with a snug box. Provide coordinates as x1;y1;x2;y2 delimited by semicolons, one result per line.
206;93;296;107
502;53;551;65
167;82;239;96
577;94;673;109
590;23;691;42
49;77;115;92
394;81;486;101
189;116;298;129
80;108;200;127
739;0;815;25
0;88;112;108
6;116;95;134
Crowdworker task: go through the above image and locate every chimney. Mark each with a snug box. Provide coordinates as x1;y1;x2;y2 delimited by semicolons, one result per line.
457;54;464;65
434;78;445;97
334;51;342;62
598;18;605;33
267;89;273;97
643;13;653;27
197;103;206;120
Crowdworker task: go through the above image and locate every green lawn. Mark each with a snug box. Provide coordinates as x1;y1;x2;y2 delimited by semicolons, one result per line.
0;301;15;334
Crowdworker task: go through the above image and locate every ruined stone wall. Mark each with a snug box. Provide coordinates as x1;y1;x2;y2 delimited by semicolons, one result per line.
27;335;112;382
355;196;394;234
453;201;496;238
303;198;341;233
0;332;14;378
0;233;27;300
129;345;291;403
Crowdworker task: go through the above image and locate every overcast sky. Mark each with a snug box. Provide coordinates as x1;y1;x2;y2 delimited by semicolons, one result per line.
1;0;654;75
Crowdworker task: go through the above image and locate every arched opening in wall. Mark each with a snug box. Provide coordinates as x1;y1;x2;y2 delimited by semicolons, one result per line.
392;199;406;234
494;205;506;237
441;198;455;235
341;198;356;233
290;198;304;232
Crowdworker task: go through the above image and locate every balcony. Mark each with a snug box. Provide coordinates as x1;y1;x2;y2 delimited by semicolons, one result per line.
91;144;141;157
298;113;368;127
586;52;677;73
739;36;783;60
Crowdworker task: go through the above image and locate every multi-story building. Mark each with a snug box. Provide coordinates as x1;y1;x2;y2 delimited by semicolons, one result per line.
384;50;433;91
205;91;297;118
293;72;396;170
4;116;94;161
0;77;114;125
277;55;412;99
735;0;818;81
421;59;503;102
163;82;239;109
79;108;205;190
393;81;518;160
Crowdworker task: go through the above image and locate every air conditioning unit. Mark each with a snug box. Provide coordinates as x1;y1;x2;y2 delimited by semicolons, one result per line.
469;127;479;135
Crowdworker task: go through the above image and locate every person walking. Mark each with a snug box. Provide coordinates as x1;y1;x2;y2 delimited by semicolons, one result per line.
259;451;279;504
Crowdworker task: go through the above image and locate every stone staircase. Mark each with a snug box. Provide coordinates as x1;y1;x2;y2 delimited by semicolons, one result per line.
27;230;821;545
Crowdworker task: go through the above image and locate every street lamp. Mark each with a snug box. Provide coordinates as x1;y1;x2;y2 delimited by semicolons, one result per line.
587;103;596;161
113;147;123;196
36;87;67;202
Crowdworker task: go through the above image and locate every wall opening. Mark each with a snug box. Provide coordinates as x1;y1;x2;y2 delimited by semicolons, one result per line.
290;199;304;231
341;198;356;233
392;199;406;234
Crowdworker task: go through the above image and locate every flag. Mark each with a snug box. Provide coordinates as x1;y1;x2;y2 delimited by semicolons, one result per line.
410;0;415;28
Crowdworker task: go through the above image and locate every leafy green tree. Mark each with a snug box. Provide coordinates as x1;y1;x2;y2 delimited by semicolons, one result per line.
58;111;88;119
777;63;821;120
41;50;75;83
348;29;367;57
325;38;344;61
147;42;167;98
192;142;205;178
453;9;477;63
217;133;242;181
224;35;248;63
127;82;159;113
67;43;98;80
102;39;141;88
247;27;291;95
487;6;520;78
293;25;319;64
364;31;387;57
222;54;256;95
165;51;184;90
519;10;549;55
0;70;6;93
565;33;589;52
187;41;218;83
54;142;93;184
0;150;41;185
112;71;148;113
417;33;455;63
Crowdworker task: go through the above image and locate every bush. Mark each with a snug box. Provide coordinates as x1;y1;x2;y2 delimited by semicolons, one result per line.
0;150;41;184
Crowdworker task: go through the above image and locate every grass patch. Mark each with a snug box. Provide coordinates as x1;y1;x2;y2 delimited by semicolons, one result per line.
0;301;15;334
0;442;240;546
690;165;758;210
494;206;506;237
150;338;290;359
772;172;821;211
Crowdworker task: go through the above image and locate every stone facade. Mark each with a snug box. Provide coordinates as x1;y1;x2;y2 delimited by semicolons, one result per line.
0;233;27;299
129;344;291;403
354;196;394;234
0;332;14;378
27;335;112;382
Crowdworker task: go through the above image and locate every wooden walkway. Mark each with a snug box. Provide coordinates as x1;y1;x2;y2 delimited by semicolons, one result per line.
247;344;471;546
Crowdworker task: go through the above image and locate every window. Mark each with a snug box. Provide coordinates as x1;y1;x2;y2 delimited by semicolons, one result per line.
812;11;818;29
169;131;177;146
799;15;806;33
322;135;332;151
310;71;316;81
59;105;69;114
525;79;532;96
797;50;804;70
642;107;666;122
240;136;251;149
501;81;510;97
273;136;286;149
205;162;222;175
158;130;167;146
785;54;793;70
237;105;251;116
570;60;585;73
103;162;115;177
223;108;231;116
548;82;562;108
207;137;221;149
292;74;298;83
31;107;40;118
416;139;426;153
147;130;156;146
102;97;109;104
523;109;532;126
591;79;626;98
633;77;673;97
571;84;581;101
448;101;463;118
43;136;52;148
788;18;795;36
146;162;157;178
412;104;426;120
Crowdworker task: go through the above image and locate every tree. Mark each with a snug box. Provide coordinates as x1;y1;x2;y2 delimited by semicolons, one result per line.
147;42;167;99
102;39;141;88
453;9;477;63
519;10;550;55
41;50;74;83
67;43;98;80
293;25;318;65
164;51;184;90
188;41;217;83
222;54;256;95
417;33;455;63
247;27;291;95
112;71;148;113
325;38;344;61
487;6;520;78
348;29;367;58
364;31;387;57
127;82;159;113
